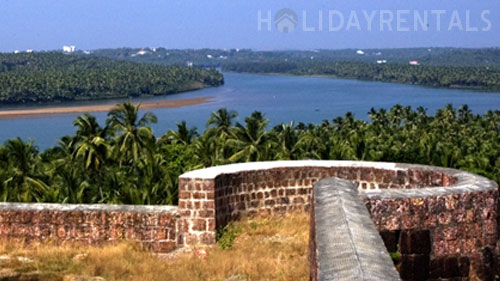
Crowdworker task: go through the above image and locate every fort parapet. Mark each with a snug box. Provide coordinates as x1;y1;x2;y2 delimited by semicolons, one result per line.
0;161;497;280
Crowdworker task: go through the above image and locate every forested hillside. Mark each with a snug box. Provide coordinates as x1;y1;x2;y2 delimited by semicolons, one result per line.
0;52;224;104
222;61;500;91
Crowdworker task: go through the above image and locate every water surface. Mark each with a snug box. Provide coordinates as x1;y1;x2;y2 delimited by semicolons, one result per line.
1;73;499;150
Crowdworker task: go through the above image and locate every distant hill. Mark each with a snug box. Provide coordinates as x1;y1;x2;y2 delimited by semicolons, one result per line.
83;47;500;68
79;47;500;92
0;52;224;104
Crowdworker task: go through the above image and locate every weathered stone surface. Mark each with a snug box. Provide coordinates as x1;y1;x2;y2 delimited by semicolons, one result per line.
0;203;178;253
311;178;401;281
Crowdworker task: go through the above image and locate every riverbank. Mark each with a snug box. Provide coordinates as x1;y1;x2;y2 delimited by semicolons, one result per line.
0;97;213;120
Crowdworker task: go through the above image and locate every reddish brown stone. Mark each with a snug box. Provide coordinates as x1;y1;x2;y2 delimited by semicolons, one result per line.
433;240;448;257
437;212;453;225
56;225;67;239
484;220;496;235
109;226;124;239
458;193;473;210
443;227;458;241
13;211;32;224
463;238;477;253
411;197;426;213
465;209;476;223
153;241;176;253
401;214;420;230
423;213;438;228
481;208;495;220
381;216;401;231
200;232;216;244
447;239;462;255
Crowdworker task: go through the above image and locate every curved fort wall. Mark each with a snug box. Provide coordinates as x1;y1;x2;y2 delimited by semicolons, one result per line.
178;160;498;280
0;160;497;280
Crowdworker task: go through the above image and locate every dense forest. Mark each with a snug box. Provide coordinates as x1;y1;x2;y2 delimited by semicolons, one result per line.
0;103;498;205
222;60;500;91
0;52;224;104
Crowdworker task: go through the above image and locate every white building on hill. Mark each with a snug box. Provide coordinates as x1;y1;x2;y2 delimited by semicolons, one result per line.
63;45;76;53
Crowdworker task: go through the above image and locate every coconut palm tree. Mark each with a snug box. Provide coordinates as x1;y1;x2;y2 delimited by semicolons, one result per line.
2;138;49;202
273;122;302;160
106;102;157;166
228;111;273;162
206;108;238;135
162;121;199;145
72;114;110;201
206;108;238;159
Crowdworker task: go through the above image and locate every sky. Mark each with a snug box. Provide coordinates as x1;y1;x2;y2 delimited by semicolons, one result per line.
0;0;499;52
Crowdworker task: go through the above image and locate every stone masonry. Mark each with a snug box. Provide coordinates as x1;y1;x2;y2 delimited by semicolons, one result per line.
0;160;497;280
0;203;178;253
178;160;499;280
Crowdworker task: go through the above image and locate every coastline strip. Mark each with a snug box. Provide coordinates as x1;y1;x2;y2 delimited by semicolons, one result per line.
0;97;213;120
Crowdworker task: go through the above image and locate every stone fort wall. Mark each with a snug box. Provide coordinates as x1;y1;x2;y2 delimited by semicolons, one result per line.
0;160;497;280
178;161;498;280
0;204;179;253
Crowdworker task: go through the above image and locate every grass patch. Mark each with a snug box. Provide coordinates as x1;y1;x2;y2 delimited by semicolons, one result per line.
217;223;242;250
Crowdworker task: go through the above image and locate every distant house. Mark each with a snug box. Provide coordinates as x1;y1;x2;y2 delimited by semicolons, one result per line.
356;50;365;55
136;49;148;56
275;14;298;33
409;60;420;65
63;45;76;53
13;50;19;54
186;61;193;67
377;60;387;64
26;50;33;53
207;55;213;59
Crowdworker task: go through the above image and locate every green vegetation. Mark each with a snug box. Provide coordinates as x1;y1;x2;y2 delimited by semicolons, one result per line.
88;47;500;68
0;52;224;104
84;47;500;91
222;60;500;91
0;103;498;205
217;223;243;249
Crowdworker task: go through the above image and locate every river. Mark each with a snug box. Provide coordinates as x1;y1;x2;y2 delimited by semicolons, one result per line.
1;72;499;150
